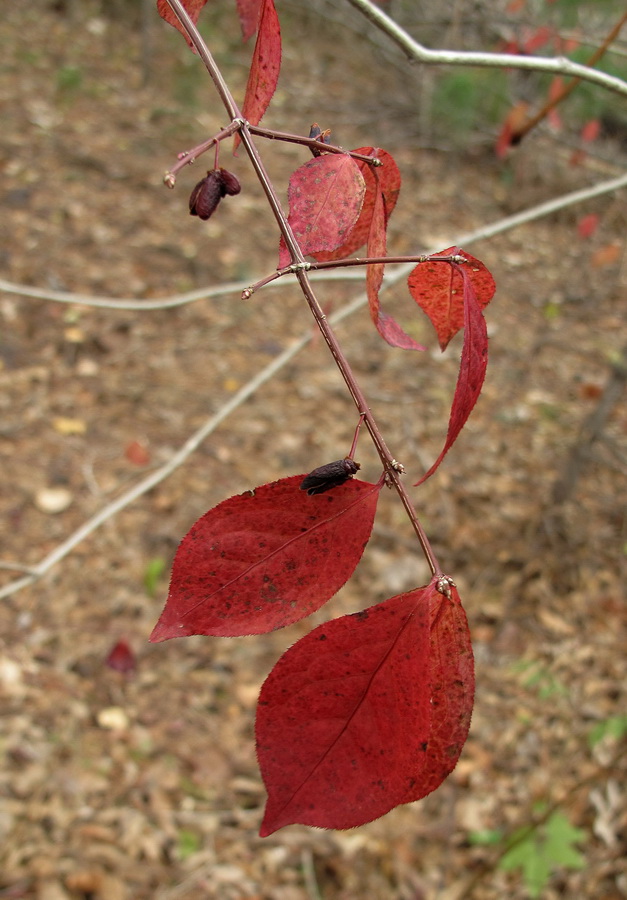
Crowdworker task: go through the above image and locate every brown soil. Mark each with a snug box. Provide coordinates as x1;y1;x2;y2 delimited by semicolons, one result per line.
1;4;625;899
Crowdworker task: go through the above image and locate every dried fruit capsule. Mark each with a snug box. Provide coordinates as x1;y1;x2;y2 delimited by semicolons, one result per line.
189;170;223;220
300;458;360;495
218;167;241;196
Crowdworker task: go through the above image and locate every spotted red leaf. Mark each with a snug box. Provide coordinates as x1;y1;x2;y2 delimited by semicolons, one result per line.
278;155;366;268
311;147;401;263
150;475;381;640
257;579;474;835
408;247;495;351
156;0;209;51
234;0;281;151
414;255;491;484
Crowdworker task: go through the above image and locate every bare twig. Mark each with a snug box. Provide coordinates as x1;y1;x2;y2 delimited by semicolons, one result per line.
0;272;365;311
345;0;627;97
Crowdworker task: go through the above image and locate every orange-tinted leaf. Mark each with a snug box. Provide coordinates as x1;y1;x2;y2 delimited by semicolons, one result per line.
124;440;151;466
236;0;261;41
150;475;381;640
414;256;490;484
278;155;366;267
591;243;621;268
495;101;529;157
257;579;474;835
312;148;401;263
156;0;209;51
407;247;495;351
581;118;600;143
234;0;281;150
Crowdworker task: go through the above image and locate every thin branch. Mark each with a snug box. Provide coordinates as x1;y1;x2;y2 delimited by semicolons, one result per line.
0;271;365;311
2;170;625;600
345;0;627;98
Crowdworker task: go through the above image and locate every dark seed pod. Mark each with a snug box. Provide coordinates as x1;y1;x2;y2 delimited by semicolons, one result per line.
189;170;223;220
219;167;241;196
300;458;360;495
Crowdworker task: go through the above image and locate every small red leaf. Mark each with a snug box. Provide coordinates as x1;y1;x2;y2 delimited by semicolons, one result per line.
234;0;281;151
577;213;599;239
236;0;261;41
257;579;474;835
105;639;136;674
278;155;366;267
124;440;151;466
312;148;401;263
407;247;495;351
580;118;600;143
495;101;529;157
156;0;208;51
150;475;381;640
414;258;490;484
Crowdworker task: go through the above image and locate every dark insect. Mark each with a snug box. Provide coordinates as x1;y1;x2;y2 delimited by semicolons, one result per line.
300;458;360;495
189;168;241;220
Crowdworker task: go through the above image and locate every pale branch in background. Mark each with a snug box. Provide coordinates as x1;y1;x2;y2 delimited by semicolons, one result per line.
346;0;627;98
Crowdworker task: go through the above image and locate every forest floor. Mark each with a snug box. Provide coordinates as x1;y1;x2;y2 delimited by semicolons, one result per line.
1;4;626;900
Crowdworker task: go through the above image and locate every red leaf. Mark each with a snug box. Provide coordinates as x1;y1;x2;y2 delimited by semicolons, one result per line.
257;579;474;835
414;257;490;484
312;148;401;263
580;118;600;143
150;475;381;640
577;213;599;239
278;155;366;267
408;247;495;351
156;0;208;51
105;639;136;674
234;0;281;151
523;25;553;54
236;0;261;41
366;182;424;351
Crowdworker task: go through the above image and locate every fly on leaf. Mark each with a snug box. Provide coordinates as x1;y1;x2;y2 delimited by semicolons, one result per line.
300;458;360;495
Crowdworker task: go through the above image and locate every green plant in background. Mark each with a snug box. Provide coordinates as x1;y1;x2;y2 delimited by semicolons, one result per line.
144;556;167;598
470;810;586;898
588;714;627;748
500;811;586;898
513;659;568;700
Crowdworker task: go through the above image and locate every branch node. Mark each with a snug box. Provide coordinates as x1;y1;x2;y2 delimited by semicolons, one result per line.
436;575;456;599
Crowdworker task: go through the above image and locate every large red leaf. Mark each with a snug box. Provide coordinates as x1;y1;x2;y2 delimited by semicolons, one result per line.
278;155;366;268
407;247;495;351
257;579;474;835
234;0;281;150
156;0;209;50
414;262;489;484
150;475;381;640
312;147;401;263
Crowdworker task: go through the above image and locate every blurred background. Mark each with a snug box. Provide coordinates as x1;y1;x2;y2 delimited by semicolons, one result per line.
0;1;625;898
